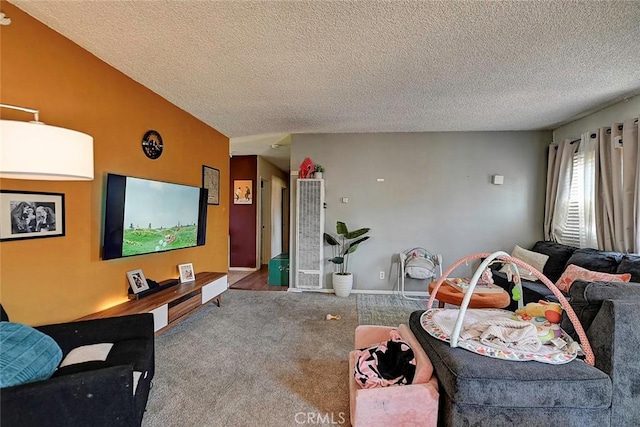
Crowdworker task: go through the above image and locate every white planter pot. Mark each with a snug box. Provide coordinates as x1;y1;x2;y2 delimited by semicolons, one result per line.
315;172;323;179
332;272;353;297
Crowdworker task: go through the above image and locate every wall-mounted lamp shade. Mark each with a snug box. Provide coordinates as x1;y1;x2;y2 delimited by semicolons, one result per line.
0;120;94;180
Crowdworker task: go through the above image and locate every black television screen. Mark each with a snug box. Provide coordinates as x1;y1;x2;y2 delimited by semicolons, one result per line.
102;174;208;260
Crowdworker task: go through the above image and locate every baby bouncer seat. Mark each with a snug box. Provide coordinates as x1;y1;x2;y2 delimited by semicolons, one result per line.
398;247;442;300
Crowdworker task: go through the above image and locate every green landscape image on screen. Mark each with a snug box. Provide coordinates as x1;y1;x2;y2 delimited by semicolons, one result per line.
122;224;197;256
122;177;200;256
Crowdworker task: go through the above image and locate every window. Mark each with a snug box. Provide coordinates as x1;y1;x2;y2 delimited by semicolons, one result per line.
554;145;597;248
549;121;639;253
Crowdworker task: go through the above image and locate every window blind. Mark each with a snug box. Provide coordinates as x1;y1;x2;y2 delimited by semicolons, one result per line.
556;154;584;247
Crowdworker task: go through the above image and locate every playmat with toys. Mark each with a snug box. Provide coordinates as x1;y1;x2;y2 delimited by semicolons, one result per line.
420;308;580;364
423;251;594;366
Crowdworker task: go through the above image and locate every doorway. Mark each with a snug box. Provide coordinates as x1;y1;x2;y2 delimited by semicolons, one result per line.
260;178;270;266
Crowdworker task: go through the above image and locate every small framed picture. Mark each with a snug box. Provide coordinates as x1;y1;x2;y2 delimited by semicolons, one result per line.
233;179;253;204
127;269;149;294
0;190;65;242
178;263;195;283
202;165;220;205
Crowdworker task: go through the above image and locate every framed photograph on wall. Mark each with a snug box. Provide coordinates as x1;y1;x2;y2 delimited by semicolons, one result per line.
127;269;149;294
0;190;65;242
178;263;195;283
202;165;220;205
233;179;253;205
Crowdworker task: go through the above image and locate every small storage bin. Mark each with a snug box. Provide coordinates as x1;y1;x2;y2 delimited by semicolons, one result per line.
268;253;289;286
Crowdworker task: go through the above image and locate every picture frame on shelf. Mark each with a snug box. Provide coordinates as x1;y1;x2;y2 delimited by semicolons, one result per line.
178;263;195;283
202;165;220;205
0;190;65;242
127;269;150;294
233;179;252;205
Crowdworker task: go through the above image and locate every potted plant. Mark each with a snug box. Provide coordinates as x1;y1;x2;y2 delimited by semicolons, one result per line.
314;164;325;179
324;221;370;297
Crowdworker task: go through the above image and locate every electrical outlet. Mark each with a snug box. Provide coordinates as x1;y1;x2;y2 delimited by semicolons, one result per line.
379;271;385;280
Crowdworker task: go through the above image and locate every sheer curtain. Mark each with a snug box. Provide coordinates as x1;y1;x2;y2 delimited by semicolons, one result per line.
621;119;639;253
546;118;639;252
577;132;597;249
631;120;640;252
596;119;639;253
546;139;577;243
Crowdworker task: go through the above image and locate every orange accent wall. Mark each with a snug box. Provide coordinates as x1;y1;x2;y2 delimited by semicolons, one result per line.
0;2;230;326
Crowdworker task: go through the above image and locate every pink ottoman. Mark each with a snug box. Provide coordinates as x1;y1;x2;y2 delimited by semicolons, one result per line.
349;324;439;427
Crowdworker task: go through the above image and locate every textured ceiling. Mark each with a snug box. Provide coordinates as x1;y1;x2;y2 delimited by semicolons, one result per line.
7;0;640;171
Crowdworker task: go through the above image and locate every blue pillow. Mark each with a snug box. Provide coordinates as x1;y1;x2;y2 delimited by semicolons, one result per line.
0;321;62;388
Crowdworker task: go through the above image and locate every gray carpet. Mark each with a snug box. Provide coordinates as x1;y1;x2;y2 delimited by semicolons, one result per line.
356;293;428;326
142;290;425;427
143;290;357;427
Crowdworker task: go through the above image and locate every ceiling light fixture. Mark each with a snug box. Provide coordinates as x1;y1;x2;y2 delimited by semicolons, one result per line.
0;104;94;180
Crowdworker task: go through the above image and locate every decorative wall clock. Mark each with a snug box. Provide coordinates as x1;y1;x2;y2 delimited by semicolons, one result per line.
141;130;163;159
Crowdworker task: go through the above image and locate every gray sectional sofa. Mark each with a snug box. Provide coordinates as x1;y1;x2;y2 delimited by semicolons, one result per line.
490;241;640;310
410;277;640;426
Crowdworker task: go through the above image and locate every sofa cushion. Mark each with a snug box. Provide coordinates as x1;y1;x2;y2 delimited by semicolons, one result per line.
499;245;549;281
52;360;112;378
530;241;577;283
555;264;631;293
409;311;611;409
560;280;640;340
617;254;640;282
0;305;9;322
0;322;63;388
564;248;624;274
107;338;153;372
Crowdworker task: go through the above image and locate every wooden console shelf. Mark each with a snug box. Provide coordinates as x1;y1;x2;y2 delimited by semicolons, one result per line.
80;272;227;334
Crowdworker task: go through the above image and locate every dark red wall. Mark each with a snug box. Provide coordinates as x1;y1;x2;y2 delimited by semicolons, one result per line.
230;156;257;268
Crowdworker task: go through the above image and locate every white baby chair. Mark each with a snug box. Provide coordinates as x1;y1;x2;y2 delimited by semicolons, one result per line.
398;247;443;300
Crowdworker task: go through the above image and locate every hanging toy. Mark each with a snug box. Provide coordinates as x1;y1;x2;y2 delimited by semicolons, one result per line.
512;287;522;302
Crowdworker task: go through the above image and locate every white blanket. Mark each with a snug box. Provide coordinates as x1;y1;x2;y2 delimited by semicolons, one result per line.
432;308;513;336
425;309;578;364
460;318;541;352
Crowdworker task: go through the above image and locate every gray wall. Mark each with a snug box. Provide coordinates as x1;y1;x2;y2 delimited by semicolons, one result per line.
291;131;551;292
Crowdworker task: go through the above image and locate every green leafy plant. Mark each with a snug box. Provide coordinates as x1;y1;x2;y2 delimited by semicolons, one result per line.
323;221;370;275
314;164;325;173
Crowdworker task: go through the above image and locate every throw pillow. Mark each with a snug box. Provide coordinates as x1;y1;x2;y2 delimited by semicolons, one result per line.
617;254;640;282
564;248;623;274
555;264;632;292
530;241;577;283
499;245;549;281
0;322;62;388
59;343;114;367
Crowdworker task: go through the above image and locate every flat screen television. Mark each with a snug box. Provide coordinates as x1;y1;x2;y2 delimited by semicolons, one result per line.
102;173;208;260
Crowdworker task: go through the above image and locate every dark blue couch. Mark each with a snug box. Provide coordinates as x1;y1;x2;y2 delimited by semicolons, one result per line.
490;241;640;310
0;311;155;427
